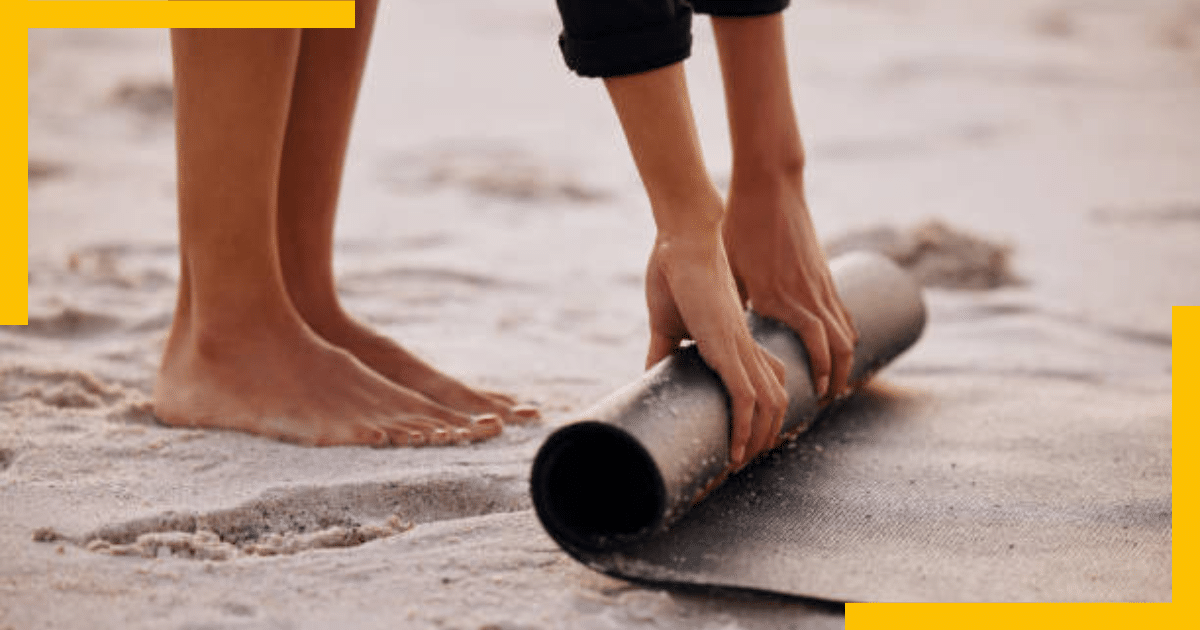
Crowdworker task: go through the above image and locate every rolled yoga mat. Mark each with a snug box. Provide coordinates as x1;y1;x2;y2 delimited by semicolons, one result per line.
531;248;1172;603
531;251;926;556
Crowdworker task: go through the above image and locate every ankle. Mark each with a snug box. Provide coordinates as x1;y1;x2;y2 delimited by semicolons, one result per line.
173;307;307;361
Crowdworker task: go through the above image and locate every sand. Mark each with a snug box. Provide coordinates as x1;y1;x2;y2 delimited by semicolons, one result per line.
7;0;1194;626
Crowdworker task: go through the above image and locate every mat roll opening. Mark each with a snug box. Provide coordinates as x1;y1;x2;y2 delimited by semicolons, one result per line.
531;421;667;552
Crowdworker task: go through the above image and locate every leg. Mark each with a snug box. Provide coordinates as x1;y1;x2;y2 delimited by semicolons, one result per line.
155;28;500;446
274;2;536;426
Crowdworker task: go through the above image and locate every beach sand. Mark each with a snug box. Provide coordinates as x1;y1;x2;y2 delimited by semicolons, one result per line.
8;0;1194;626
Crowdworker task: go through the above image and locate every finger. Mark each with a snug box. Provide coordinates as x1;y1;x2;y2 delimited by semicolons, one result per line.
815;291;857;396
829;320;856;397
706;344;757;468
817;291;857;396
828;287;859;348
784;305;831;399
833;300;858;350
763;350;788;439
746;348;788;460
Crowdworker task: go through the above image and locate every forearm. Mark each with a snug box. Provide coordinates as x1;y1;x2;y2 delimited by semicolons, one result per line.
712;14;806;186
603;63;723;238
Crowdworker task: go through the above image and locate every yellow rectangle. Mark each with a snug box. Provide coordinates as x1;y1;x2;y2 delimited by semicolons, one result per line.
22;1;355;29
847;603;1178;628
4;26;27;325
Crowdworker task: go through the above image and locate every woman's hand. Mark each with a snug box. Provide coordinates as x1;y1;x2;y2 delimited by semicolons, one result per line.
602;62;798;468
644;228;788;469
722;173;857;402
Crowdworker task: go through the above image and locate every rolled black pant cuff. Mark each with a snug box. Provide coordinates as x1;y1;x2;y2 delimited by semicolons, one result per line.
692;0;790;17
559;9;693;78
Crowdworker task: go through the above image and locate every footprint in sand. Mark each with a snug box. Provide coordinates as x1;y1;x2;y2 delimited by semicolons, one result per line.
34;474;530;561
0;366;132;410
28;158;70;185
1159;3;1200;50
1031;7;1077;40
1091;202;1200;225
219;602;257;618
380;142;610;204
825;219;1022;290
14;306;123;339
337;265;532;310
109;77;173;120
65;243;180;291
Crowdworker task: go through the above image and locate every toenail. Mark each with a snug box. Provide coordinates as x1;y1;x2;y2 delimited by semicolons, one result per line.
471;413;501;427
408;432;426;447
512;404;540;417
453;427;472;442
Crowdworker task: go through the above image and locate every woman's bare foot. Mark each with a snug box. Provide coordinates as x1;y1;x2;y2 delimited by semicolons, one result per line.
295;309;541;428
253;16;539;430
153;310;503;447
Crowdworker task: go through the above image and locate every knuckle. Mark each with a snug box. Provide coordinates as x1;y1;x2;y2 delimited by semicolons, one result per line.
766;352;786;374
733;387;757;410
799;311;826;334
775;384;790;410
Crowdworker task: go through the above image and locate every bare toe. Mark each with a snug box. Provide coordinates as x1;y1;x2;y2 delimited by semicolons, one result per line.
507;404;541;425
470;414;504;440
311;420;390;448
484;391;518;407
427;428;451;446
306;317;531;428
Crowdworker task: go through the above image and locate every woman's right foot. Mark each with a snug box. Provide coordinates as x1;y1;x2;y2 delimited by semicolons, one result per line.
152;315;503;447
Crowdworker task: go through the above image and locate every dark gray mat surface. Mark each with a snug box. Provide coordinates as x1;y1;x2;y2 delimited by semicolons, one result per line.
543;295;1172;602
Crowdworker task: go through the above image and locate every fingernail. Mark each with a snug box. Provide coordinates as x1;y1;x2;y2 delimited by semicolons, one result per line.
816;375;829;397
732;444;745;465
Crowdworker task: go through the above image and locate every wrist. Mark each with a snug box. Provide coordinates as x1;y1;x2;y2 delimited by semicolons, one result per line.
730;145;806;187
647;183;726;239
726;147;809;220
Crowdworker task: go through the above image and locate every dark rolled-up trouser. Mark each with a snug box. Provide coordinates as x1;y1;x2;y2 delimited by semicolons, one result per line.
556;0;791;78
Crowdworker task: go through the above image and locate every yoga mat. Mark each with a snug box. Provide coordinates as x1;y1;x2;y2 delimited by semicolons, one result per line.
530;252;1171;602
531;252;925;556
